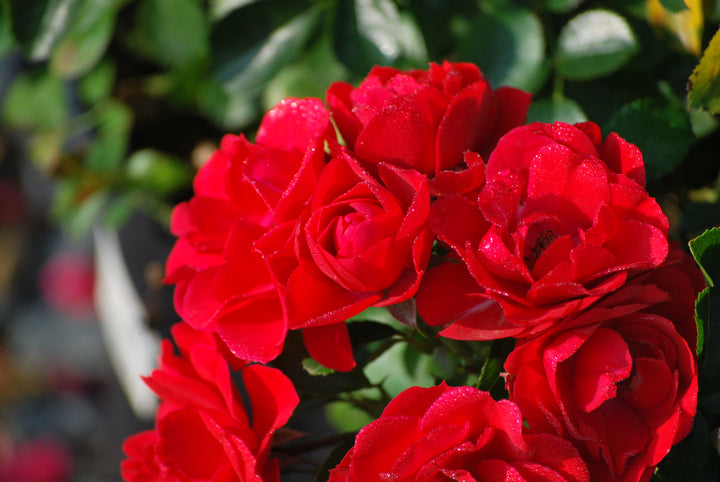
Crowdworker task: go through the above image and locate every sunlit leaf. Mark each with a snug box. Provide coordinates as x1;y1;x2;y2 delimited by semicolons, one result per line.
690;227;720;287
556;9;638;81
689;26;720;114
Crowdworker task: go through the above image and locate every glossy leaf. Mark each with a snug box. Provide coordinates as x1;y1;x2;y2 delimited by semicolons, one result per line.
209;0;260;20
604;98;694;180
7;0;76;60
689;26;720;114
333;0;427;75
212;4;319;97
457;4;547;91
556;9;638;81
526;96;587;124
690;227;720;287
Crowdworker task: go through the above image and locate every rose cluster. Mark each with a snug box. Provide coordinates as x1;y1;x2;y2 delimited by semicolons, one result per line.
122;62;703;482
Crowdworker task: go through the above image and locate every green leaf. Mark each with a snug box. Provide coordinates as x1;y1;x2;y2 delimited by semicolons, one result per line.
131;0;209;68
0;1;15;55
526;96;587;124
603;98;694;180
197;78;259;130
209;0;259;20
7;0;76;60
689;228;720;287
52;182;109;238
659;0;689;13
49;0;116;78
365;342;434;397
125;149;193;197
2;71;68;130
333;0;427;75
689;26;720;114
555;9;638;81
84;100;132;171
103;193;137;229
78;60;116;105
261;35;348;111
211;3;319;97
545;0;585;13
696;287;709;357
302;357;335;376
325;400;375;432
456;5;547;91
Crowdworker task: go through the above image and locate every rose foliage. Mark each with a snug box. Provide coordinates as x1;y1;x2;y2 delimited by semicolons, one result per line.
122;61;705;482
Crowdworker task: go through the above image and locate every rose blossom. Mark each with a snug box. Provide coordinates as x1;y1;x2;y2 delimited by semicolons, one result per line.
121;322;298;482
329;383;589;481
504;248;702;481
255;151;433;371
417;121;670;339
165;98;332;362
327;61;531;195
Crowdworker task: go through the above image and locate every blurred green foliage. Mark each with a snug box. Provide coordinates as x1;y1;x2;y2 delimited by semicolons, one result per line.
1;0;720;479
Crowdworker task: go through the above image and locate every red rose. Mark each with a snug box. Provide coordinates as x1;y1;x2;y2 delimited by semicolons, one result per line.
121;322;299;482
504;250;701;481
329;383;589;481
257;152;433;371
327;61;531;195
165;98;332;361
417;121;670;339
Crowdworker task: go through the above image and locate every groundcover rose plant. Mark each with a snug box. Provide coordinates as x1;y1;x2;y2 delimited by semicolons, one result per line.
123;61;709;482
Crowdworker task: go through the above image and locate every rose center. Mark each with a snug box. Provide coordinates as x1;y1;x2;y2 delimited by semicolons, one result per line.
523;229;558;271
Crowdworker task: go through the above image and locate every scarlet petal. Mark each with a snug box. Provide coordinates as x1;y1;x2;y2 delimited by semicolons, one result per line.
484;86;532;154
302;323;356;372
525;144;610;231
216;295;287;363
175;268;222;329
573;328;632;412
243;364;299;453
435;80;494;173
327;81;361;148
602;219;668;270
255;97;331;153
355;88;446;175
285;261;381;329
601;132;646;186
157;409;227;479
